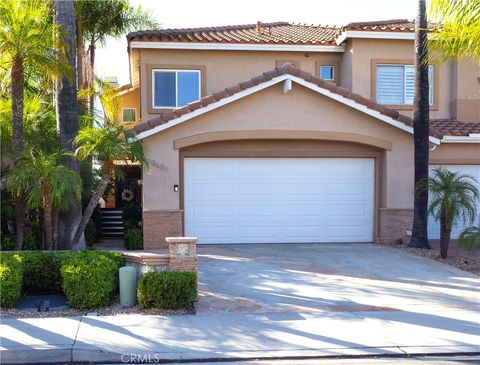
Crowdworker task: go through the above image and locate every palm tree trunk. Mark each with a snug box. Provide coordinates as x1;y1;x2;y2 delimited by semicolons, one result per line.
52;207;59;250
54;0;84;250
409;0;431;249
76;15;85;91
72;161;112;245
43;188;53;250
11;57;25;250
88;41;95;116
439;210;451;259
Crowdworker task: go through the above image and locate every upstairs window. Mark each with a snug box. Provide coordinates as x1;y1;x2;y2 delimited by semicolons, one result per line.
376;64;434;105
320;65;335;81
122;108;136;123
152;69;200;108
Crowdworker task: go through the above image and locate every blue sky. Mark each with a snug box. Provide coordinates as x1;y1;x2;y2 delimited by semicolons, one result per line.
96;0;418;85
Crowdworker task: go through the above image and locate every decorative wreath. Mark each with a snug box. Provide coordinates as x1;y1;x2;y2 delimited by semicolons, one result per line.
121;188;134;202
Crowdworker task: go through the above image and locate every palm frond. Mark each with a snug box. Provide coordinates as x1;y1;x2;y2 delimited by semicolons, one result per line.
428;0;480;62
457;226;480;253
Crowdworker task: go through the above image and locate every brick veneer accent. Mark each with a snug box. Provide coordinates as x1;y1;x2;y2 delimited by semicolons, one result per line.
378;208;413;244
167;237;198;272
143;210;183;249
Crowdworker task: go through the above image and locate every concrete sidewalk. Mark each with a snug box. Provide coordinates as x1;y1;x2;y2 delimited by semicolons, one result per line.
1;307;479;364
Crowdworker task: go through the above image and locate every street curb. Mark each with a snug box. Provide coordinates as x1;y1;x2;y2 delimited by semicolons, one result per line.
2;347;480;364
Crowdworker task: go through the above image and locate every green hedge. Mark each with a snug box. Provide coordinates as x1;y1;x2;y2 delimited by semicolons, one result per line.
22;251;65;294
61;251;123;309
137;271;197;309
0;254;23;308
125;227;143;250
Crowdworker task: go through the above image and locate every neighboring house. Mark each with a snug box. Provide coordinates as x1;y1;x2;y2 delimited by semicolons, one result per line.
115;20;479;249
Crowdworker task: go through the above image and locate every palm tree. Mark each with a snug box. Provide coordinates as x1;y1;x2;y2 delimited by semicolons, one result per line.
424;168;479;258
428;0;480;62
5;150;81;250
409;0;431;249
0;0;64;249
458;226;480;254
54;0;84;249
74;0;158;113
72;122;148;245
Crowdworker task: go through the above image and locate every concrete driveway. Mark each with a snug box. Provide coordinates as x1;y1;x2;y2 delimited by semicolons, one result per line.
196;244;480;314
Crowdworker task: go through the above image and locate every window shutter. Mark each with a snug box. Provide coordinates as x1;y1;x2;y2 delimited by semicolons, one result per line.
177;71;200;106
153;71;176;107
376;65;404;104
404;65;415;105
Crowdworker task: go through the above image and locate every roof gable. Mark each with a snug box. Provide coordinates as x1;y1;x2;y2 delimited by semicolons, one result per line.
131;64;443;144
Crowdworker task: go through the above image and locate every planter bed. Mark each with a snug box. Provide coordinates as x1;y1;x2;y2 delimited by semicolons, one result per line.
0;295;195;318
394;244;480;276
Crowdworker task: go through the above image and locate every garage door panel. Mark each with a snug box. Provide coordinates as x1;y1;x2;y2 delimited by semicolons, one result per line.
190;204;234;218
327;204;370;217
283;205;324;217
326;225;368;239
185;158;374;244
238;204;280;216
238;226;278;239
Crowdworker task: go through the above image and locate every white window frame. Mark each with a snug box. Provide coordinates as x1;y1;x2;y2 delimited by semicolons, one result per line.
376;64;434;105
152;69;201;109
320;65;335;81
122;108;136;123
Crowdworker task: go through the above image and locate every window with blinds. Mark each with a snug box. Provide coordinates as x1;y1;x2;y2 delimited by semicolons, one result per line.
376;64;434;105
152;69;200;108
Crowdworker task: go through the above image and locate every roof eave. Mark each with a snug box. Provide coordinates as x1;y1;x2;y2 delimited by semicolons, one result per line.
441;134;480;143
129;41;345;53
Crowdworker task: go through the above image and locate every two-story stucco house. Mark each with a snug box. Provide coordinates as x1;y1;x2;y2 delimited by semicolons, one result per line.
116;19;480;249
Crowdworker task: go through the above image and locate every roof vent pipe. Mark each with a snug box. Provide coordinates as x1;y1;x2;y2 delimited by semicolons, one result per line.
256;21;263;34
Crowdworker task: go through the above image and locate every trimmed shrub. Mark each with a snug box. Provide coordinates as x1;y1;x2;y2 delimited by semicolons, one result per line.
0;253;23;308
0;235;15;251
85;220;97;247
137;271;197;309
22;251;66;294
60;251;123;309
125;227;143;250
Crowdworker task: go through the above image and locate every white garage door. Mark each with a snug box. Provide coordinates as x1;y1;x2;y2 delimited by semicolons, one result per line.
184;158;374;244
428;165;480;239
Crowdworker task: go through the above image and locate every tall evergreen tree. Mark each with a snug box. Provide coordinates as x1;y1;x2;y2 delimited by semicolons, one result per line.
0;0;62;249
409;0;431;249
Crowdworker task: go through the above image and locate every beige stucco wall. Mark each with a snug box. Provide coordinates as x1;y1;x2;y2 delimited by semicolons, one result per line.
139;49;343;121
118;88;141;125
430;143;480;165
450;59;480;122
133;39;479;124
142;82;417;212
348;38;452;120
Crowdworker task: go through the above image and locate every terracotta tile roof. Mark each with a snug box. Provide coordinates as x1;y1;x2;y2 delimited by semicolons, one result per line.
127;22;341;45
344;19;441;32
430;119;480;136
131;64;452;140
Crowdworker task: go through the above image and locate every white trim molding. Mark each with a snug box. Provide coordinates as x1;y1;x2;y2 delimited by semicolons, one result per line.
441;134;480;144
130;41;345;53
131;74;441;145
336;31;415;45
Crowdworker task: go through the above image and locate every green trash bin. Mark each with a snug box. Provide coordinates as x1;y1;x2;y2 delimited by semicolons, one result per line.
119;266;137;306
